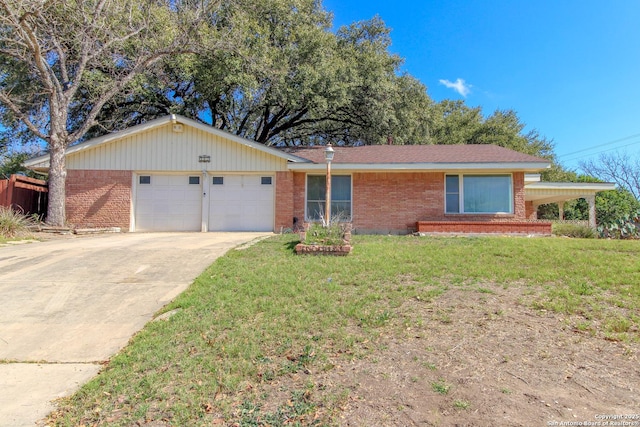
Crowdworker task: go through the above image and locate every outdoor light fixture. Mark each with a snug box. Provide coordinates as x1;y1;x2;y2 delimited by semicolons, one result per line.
324;143;334;226
324;143;335;163
198;155;211;163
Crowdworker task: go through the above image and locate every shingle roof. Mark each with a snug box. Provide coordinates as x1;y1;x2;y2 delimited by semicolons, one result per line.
284;144;549;164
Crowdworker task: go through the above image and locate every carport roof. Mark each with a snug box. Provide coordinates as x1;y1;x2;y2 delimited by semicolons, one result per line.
525;181;617;205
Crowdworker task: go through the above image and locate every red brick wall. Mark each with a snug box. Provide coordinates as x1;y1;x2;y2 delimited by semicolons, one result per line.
525;201;537;219
416;221;551;235
275;171;294;231
352;172;444;233
293;172;306;227
291;171;531;234
66;170;132;229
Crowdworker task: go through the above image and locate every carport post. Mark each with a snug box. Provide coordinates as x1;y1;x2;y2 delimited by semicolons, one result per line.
586;195;596;229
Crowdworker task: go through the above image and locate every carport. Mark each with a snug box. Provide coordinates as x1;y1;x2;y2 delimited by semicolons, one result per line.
525;181;616;227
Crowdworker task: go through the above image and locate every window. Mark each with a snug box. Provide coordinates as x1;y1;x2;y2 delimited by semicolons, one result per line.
139;175;151;184
212;177;224;185
306;175;351;221
261;176;272;185
189;176;200;185
445;174;513;214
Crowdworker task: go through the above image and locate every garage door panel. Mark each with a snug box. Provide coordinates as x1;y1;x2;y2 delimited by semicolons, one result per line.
135;175;202;232
209;175;274;232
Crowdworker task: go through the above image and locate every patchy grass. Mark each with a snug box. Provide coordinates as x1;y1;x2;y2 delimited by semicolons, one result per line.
47;235;640;426
431;379;451;395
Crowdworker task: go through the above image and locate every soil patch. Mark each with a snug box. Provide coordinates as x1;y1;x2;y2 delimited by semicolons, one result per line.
256;282;639;426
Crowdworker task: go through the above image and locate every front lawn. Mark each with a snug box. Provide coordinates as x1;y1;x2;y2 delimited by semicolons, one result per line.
48;235;640;426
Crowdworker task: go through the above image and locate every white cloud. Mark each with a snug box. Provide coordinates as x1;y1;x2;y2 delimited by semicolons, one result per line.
439;78;471;97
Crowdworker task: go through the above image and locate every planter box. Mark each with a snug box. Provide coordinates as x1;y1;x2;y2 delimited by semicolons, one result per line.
296;222;353;255
295;243;352;256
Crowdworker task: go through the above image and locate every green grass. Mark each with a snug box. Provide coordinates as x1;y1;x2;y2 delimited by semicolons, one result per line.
431;379;451;395
48;234;640;426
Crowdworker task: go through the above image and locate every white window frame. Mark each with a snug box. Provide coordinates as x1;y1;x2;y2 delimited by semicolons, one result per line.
305;174;353;221
445;173;514;214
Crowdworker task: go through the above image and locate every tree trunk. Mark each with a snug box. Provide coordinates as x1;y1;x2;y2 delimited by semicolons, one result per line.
46;136;67;227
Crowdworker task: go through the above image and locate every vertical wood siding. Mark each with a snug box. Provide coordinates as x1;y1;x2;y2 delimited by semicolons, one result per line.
66;123;288;172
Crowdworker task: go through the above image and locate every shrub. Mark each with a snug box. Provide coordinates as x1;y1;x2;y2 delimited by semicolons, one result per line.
598;211;640;239
0;206;35;238
552;223;596;239
304;222;350;246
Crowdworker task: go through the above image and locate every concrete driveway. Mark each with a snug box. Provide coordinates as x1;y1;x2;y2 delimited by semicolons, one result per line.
0;232;271;427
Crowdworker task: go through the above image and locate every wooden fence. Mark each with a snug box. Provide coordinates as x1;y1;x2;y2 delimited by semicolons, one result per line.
0;174;48;218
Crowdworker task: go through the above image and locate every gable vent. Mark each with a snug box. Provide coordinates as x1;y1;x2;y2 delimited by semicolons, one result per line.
172;124;184;133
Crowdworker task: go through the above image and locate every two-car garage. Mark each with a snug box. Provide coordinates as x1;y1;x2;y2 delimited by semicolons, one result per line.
134;173;275;232
23;115;299;233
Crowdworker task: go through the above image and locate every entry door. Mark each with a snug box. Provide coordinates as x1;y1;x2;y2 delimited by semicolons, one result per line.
208;175;274;231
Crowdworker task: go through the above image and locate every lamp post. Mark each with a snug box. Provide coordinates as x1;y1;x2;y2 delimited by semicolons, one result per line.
324;143;335;226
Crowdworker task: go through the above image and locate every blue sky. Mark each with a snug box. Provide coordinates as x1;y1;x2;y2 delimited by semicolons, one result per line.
323;0;640;171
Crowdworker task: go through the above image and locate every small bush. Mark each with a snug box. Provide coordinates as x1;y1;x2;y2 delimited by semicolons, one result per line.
552;223;595;239
304;222;349;246
0;206;35;238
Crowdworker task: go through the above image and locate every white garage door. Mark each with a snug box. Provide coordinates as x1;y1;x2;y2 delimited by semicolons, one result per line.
135;174;202;231
209;175;274;231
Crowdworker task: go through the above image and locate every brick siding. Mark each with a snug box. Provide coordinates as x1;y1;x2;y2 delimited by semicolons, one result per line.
291;171;544;234
275;171;294;231
66;170;132;229
416;221;551;235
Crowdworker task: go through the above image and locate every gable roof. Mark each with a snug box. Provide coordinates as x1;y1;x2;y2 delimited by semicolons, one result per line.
24;114;306;169
284;144;551;172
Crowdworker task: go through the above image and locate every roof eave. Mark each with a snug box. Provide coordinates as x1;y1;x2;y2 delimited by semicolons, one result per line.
24;114;306;168
287;162;551;172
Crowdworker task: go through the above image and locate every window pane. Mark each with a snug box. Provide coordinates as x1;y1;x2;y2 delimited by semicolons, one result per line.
332;176;351;201
261;176;272;185
307;176;325;201
446;194;459;213
463;175;511;213
445;175;460;213
445;175;459;193
139;175;151;184
306;201;325;221
189;176;200;185
212;177;223;185
306;175;351;221
331;202;351;219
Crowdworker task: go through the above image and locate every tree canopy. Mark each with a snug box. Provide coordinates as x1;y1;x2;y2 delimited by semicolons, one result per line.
1;0;560;226
0;0;231;225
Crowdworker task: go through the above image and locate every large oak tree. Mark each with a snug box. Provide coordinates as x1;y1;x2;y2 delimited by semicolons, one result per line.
0;0;229;226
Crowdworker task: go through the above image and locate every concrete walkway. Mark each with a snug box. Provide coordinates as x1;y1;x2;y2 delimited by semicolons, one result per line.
0;232;271;427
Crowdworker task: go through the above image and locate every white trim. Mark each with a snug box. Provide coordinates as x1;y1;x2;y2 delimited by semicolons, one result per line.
201;170;210;232
525;182;616;191
288;162;550;172
445;173;514;215
130;173;137;232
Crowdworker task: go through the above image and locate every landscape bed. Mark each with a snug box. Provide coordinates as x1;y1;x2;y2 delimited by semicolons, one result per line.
46;234;640;426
